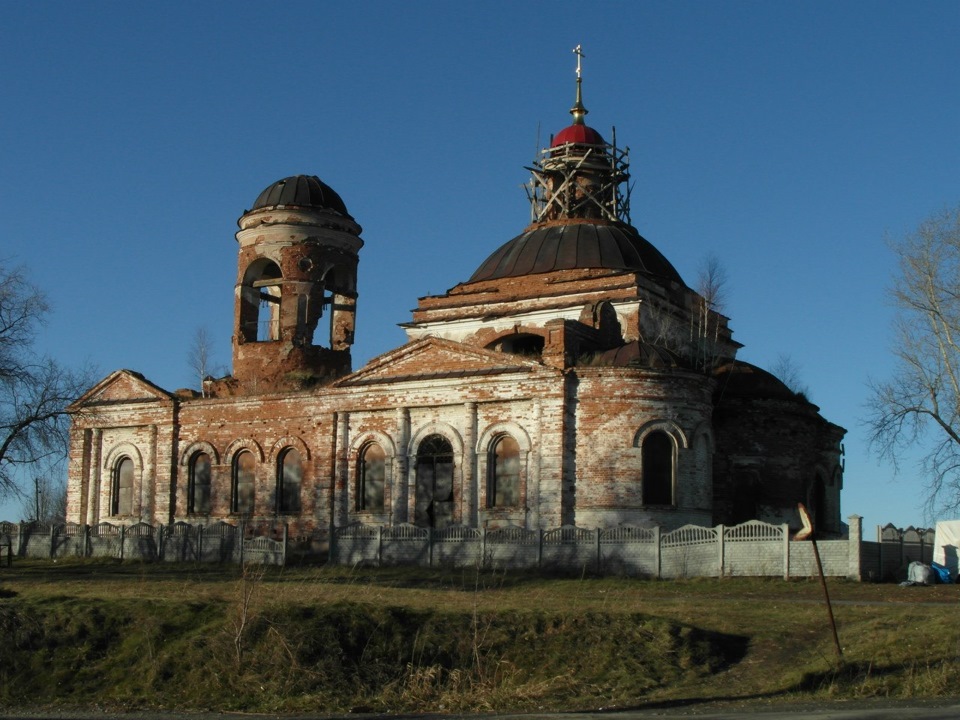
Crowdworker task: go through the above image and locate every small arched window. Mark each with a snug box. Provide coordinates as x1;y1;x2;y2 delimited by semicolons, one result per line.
276;448;302;513
112;456;134;516
642;431;674;506
357;442;385;512
188;452;212;514
488;435;520;507
232;450;256;514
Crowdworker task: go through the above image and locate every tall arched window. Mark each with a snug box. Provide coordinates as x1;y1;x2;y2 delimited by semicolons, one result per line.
488;435;520;507
415;435;454;528
112;456;134;516
642;431;674;506
277;448;302;513
188;452;211;514
357;442;385;512
232;450;256;514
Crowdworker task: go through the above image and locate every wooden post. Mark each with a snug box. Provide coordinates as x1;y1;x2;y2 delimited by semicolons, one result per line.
796;503;842;661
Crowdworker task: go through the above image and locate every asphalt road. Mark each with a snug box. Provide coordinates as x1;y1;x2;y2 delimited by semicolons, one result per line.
4;700;960;720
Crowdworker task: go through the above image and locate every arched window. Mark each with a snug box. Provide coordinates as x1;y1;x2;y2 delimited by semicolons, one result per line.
188;452;211;514
488;435;520;507
642;431;674;506
277;448;302;513
357;442;385;512
232;450;256;514
415;435;454;528
112;456;134;516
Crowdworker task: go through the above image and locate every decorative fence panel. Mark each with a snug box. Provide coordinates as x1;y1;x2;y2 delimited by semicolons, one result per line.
600;526;658;577
541;526;598;573
432;526;480;567
485;526;540;570
723;521;787;578
661;525;721;579
380;524;430;566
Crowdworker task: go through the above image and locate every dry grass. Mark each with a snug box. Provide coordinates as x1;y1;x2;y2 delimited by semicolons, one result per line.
1;559;959;713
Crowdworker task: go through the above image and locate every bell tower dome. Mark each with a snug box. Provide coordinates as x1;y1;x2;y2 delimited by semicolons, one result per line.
231;174;363;392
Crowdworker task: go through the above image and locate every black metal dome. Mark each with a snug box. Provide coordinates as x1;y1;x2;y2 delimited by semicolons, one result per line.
468;221;684;284
591;340;684;369
251;175;352;218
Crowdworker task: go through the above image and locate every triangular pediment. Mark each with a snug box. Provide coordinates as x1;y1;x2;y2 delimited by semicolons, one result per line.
70;369;174;408
336;337;545;387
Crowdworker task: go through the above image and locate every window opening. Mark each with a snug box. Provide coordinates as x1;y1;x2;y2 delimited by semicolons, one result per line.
357;442;385;512
232;450;256;514
488;435;520;507
277;448;302;513
189;452;211;514
112;456;134;516
642;431;673;506
415;435;454;528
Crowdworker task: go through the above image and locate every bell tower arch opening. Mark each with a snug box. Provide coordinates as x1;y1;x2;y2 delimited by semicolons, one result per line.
239;258;283;343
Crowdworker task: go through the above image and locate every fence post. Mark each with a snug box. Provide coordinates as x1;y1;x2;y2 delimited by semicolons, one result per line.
17;522;24;557
538;528;544;569
481;527;487;570
119;524;126;562
847;515;863;581
50;523;56;559
378;525;384;567
782;523;790;580
283;523;288;567
717;525;725;577
654;526;662;580
197;524;204;563
238;521;245;566
596;527;602;574
84;524;91;559
157;524;164;562
427;526;434;567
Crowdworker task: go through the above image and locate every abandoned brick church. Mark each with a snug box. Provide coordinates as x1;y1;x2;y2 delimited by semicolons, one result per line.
65;57;846;539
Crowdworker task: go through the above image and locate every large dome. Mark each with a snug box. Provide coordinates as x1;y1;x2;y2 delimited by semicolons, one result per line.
468;221;684;284
251;175;352;218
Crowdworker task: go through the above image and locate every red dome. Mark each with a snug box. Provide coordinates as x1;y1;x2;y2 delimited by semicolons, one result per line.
551;123;605;147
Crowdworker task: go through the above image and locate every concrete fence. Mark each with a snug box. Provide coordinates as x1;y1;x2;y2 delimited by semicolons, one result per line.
0;514;930;581
332;516;865;579
0;520;295;566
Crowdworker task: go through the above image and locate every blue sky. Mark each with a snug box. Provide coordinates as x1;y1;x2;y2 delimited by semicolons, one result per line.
2;1;958;532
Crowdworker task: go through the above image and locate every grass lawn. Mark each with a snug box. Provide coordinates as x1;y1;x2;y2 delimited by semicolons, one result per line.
1;559;958;714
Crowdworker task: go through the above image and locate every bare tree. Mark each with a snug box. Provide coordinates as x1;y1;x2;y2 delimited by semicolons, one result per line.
770;353;810;398
692;254;728;371
866;204;960;513
188;326;214;397
21;464;67;523
0;262;95;499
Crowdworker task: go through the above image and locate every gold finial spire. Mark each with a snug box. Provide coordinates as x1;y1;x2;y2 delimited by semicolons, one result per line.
571;44;588;125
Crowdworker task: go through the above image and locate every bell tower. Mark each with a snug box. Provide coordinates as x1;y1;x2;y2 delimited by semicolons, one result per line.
230;174;363;392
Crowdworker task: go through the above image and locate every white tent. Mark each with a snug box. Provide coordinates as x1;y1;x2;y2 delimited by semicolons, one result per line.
933;520;960;579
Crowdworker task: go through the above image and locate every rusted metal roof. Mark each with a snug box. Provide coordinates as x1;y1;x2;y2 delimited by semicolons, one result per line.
251;175;352;218
469;222;684;284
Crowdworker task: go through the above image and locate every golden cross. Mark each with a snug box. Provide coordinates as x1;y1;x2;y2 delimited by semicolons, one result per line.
573;44;585;80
